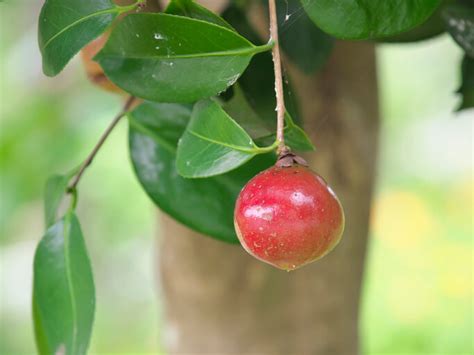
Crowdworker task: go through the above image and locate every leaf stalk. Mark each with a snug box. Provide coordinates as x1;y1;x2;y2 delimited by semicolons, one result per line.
68;96;137;193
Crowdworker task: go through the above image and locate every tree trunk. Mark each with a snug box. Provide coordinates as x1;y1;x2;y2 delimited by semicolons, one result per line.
158;40;379;354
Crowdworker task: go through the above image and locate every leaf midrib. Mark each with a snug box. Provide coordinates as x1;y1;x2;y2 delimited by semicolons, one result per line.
188;129;256;154
98;43;272;60
63;214;78;354
42;7;118;50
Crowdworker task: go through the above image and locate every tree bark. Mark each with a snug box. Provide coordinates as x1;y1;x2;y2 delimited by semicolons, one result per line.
158;40;379;354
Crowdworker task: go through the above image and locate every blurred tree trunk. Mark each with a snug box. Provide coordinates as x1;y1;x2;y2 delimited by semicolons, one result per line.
158;37;379;354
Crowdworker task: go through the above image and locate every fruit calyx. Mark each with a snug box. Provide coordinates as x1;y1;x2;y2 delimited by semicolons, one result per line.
276;150;308;168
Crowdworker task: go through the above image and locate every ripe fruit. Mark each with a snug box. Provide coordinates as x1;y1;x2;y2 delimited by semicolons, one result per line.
234;154;344;271
81;34;124;93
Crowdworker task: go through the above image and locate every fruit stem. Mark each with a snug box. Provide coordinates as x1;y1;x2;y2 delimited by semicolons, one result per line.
268;0;287;156
68;96;137;192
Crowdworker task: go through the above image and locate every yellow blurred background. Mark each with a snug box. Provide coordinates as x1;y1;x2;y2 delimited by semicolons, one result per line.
0;1;472;354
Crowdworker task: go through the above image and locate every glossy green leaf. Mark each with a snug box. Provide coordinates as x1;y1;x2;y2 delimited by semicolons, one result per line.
176;100;275;178
33;213;95;355
44;174;69;228
38;0;122;76
96;13;272;103
255;112;315;152
222;4;301;124
457;56;474;110
301;0;443;40
165;0;234;30
223;85;273;139
224;86;315;152
442;2;474;57
128;101;274;243
274;0;334;73
283;112;315;151
381;1;447;42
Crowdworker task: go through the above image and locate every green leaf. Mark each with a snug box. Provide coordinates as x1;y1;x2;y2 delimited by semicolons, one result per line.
223;86;315;152
442;2;474;57
255;112;315;152
457;55;474;110
274;0;334;73
381;2;446;42
222;85;273;139
165;0;234;30
176;99;275;178
44;174;69;228
222;4;301;124
38;0;121;76
128;101;274;243
283;112;315;151
301;0;443;40
96;13;272;103
33;213;95;355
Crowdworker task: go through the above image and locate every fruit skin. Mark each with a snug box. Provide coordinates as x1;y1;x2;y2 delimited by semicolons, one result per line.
81;34;124;94
234;164;344;271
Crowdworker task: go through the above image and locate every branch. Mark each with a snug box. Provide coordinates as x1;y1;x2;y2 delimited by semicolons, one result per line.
268;0;287;155
68;96;137;192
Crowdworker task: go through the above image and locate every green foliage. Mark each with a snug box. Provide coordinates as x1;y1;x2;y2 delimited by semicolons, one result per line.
96;13;272;103
44;174;70;228
274;0;334;73
442;1;474;110
31;0;473;353
223;86;314;152
442;1;474;57
301;0;443;40
128;101;274;243
222;4;301;123
457;56;474;110
177;99;275;178
165;0;234;30
33;213;95;355
380;1;448;43
38;0;121;76
282;113;315;151
223;85;273;139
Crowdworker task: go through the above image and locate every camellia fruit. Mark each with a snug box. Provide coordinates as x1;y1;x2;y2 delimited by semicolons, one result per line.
234;153;345;271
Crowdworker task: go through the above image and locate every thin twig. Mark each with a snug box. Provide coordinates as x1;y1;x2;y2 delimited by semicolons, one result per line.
268;0;287;155
68;96;136;191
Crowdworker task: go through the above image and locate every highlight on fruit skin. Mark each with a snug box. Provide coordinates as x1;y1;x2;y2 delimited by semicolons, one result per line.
81;34;124;94
234;154;345;271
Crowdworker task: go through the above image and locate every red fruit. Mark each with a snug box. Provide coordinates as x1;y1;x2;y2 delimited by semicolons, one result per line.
234;157;344;271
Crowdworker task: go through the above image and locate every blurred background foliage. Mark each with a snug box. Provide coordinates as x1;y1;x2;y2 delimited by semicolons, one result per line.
0;1;472;354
